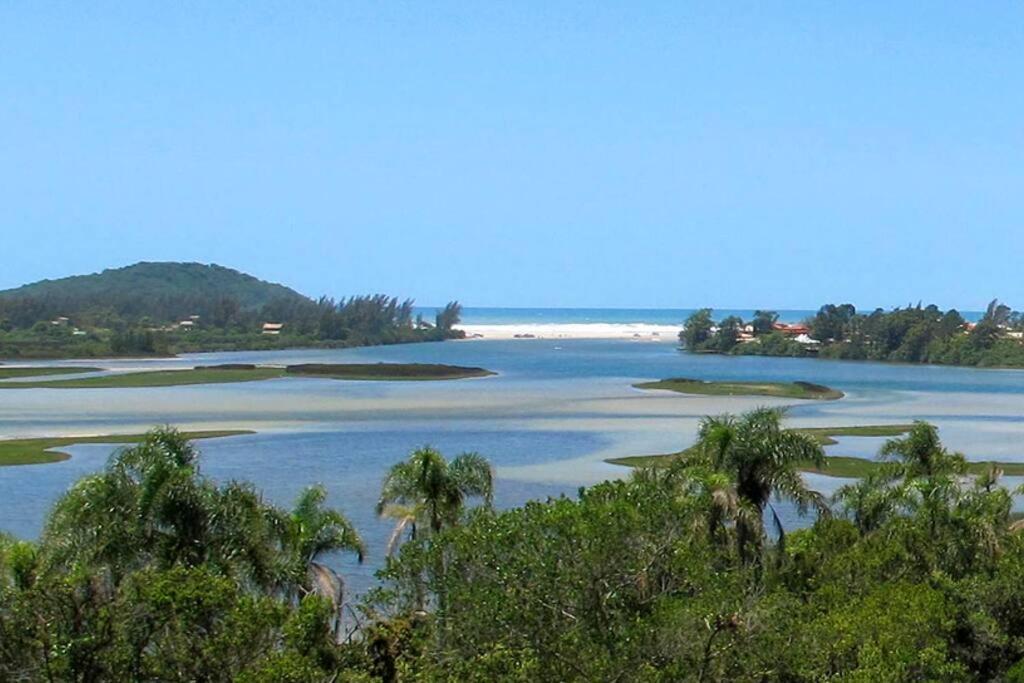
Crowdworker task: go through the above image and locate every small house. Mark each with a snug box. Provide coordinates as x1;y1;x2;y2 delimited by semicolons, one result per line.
772;322;811;336
262;322;284;335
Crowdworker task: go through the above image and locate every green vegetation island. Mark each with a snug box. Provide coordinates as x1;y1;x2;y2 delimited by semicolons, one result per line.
7;418;1024;679
634;378;843;400
0;429;253;466
0;362;495;389
0;261;466;359
0;366;102;379
680;299;1024;367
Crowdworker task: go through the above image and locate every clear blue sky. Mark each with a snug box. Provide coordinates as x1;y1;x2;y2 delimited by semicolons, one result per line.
2;3;1021;309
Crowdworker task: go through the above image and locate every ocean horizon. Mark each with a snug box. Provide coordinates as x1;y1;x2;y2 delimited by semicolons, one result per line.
428;306;988;326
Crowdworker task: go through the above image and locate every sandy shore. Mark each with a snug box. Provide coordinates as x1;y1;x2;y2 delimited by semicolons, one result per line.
456;323;681;341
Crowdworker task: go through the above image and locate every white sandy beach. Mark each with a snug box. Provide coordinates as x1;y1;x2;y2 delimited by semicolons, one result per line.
456;323;681;341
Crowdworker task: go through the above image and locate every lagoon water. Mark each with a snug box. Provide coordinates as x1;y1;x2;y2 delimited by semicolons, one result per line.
2;333;1024;595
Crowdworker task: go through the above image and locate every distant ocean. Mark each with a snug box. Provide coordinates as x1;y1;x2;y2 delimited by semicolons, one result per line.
412;307;986;326
458;307;814;325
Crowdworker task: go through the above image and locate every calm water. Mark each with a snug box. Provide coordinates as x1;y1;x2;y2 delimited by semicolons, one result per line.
2;337;1023;595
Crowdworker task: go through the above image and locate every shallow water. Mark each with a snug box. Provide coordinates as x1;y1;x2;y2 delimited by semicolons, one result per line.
3;339;1024;595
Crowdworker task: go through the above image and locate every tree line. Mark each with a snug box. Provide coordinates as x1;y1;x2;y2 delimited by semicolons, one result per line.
6;416;1024;680
0;295;465;358
681;299;1024;367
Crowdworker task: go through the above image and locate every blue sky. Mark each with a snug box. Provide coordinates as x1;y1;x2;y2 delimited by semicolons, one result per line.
1;3;1021;309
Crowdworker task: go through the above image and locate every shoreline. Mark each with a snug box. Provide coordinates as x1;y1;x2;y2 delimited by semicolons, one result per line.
456;323;681;341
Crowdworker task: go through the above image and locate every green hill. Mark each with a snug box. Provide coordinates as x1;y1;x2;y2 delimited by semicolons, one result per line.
0;262;312;329
0;262;462;359
0;262;307;312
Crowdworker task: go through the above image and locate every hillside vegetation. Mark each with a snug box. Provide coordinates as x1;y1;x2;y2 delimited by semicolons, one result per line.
0;261;306;319
0;262;464;358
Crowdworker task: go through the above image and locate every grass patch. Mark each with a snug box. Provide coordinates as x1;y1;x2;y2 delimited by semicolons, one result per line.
284;363;496;381
0;367;287;388
0;366;103;379
0;362;496;388
0;430;254;466
634;378;843;401
797;424;917;446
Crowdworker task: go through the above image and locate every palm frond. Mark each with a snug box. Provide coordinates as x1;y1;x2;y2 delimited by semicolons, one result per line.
449;451;494;508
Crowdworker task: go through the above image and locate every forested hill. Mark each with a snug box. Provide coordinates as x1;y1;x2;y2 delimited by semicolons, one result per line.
0;262;308;322
0;262;464;358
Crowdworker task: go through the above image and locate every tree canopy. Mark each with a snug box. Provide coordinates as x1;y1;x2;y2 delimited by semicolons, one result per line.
683;301;1024;368
6;420;1024;680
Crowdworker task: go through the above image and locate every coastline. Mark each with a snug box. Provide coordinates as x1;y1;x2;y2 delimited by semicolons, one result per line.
456;323;681;341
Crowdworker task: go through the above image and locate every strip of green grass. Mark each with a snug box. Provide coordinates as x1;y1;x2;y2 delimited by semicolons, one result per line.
634;378;844;401
797;424;917;446
0;366;103;379
284;363;496;381
0;430;255;466
0;362;496;388
0;367;286;388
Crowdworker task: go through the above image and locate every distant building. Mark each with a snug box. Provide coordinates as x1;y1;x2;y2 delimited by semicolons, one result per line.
178;320;195;330
262;322;284;335
772;322;811;336
51;316;70;326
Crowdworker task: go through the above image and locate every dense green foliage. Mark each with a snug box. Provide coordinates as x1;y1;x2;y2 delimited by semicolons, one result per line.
366;419;1024;681
0;262;465;358
683;300;1024;367
0;428;365;680
0;261;305;315
7;420;1024;680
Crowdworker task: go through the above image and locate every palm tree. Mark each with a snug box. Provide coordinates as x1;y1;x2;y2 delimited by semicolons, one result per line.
632;463;756;553
281;484;364;641
833;472;908;534
377;447;492;617
377;446;493;554
879;421;966;480
41;427;202;579
43;428;310;592
694;407;828;562
950;467;1015;570
875;421;967;538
